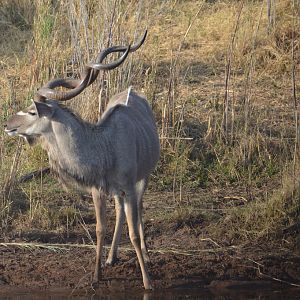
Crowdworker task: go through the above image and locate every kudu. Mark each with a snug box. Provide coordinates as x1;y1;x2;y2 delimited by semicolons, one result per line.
4;31;160;290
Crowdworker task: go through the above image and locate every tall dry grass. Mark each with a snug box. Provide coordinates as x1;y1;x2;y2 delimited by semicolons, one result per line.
0;0;299;240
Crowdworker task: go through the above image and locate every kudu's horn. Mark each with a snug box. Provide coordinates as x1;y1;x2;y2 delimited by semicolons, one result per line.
34;30;147;102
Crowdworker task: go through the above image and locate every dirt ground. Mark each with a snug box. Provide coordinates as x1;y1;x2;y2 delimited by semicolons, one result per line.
0;192;300;296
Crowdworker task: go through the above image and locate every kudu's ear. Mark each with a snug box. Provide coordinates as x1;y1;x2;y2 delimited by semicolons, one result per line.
33;101;54;118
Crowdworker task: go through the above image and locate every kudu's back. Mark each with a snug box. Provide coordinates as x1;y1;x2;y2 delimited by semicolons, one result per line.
99;89;160;184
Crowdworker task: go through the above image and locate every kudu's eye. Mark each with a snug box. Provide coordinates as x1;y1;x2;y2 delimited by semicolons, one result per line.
28;111;36;116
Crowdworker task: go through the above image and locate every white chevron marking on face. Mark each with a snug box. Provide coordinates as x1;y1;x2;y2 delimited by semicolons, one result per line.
5;129;17;136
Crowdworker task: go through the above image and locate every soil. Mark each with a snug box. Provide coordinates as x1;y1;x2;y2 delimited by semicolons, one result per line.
0;191;300;297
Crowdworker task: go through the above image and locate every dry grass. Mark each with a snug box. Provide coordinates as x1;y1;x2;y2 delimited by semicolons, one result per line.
0;0;300;241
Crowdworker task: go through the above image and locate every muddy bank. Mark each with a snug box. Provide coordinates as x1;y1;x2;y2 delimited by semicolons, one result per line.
0;237;299;294
1;192;299;295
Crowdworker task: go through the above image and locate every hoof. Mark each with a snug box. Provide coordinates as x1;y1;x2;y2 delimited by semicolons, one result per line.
105;257;119;266
142;250;151;265
91;279;99;289
144;255;151;265
91;271;101;289
144;283;153;290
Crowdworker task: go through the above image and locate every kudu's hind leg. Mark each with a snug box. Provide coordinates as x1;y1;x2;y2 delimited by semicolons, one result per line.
124;190;152;290
136;178;150;263
92;188;106;283
106;194;125;266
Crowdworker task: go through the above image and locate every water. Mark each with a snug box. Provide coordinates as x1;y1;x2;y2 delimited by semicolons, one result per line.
0;287;299;300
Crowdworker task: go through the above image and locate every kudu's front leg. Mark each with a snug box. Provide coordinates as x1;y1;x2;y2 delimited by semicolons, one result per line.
92;188;106;283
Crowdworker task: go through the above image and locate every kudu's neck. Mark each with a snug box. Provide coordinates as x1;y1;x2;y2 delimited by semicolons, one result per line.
41;108;113;189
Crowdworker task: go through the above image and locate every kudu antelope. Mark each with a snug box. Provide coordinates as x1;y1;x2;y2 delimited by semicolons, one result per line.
4;31;160;290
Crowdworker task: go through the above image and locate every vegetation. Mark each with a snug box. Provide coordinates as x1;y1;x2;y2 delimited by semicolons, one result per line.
0;0;299;244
